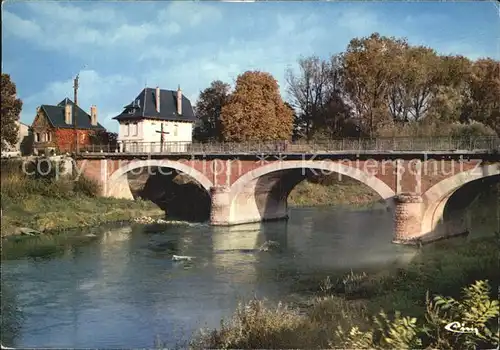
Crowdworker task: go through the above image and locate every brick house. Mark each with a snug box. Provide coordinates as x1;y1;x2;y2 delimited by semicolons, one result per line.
31;98;105;154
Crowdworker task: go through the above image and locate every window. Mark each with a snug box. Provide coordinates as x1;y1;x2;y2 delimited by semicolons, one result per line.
35;133;40;142
124;123;129;136
46;132;51;142
174;124;178;137
131;122;138;136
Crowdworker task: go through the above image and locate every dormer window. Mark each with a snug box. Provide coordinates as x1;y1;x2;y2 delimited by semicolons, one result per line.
136;99;141;108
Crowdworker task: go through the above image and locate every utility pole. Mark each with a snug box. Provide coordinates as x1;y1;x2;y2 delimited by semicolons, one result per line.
73;74;79;155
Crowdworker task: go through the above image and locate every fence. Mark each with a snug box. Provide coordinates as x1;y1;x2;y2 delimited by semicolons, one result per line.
77;136;500;155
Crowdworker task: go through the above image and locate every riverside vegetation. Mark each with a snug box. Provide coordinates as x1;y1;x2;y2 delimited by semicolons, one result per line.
190;236;499;349
0;159;163;237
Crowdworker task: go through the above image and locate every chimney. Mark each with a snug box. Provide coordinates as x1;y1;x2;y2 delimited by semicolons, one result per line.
155;86;160;113
90;105;98;126
177;85;182;115
65;104;72;124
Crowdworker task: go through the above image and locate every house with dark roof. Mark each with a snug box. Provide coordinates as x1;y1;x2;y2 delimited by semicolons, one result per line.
31;98;105;154
113;86;196;152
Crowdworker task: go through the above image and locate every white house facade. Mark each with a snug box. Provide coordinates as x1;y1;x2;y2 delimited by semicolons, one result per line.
113;86;196;153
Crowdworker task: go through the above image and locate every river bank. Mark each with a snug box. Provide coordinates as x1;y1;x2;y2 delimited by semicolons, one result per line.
191;234;500;349
289;175;380;208
1;204;498;348
0;159;164;237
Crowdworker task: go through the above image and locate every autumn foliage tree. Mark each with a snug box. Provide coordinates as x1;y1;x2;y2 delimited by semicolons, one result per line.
1;74;23;151
460;58;500;135
220;71;293;142
286;32;500;139
194;80;231;142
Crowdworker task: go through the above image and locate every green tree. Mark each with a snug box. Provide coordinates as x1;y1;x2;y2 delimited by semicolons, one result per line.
220;71;293;142
426;54;472;124
193;80;231;142
388;45;443;123
89;130;118;148
1;74;22;151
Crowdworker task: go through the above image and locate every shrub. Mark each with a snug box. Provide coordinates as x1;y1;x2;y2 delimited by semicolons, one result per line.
449;121;497;138
1;158;101;199
73;175;101;197
191;299;318;349
334;280;499;349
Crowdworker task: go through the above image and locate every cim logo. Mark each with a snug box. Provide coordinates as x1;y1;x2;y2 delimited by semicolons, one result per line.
444;321;480;336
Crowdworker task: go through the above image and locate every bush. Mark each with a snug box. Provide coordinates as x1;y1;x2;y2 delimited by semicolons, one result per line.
73;175;101;197
1;158;100;199
192;281;499;349
335;280;499;349
449;121;497;138
191;299;319;349
376;120;497;138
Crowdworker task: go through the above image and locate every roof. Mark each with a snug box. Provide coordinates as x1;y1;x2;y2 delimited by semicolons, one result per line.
113;87;196;122
39;98;105;130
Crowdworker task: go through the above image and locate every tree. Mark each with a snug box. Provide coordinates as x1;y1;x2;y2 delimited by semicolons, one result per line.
193;80;231;142
388;45;443;123
286;56;338;139
460;58;500;135
89;130;118;148
220;71;293;142
342;33;408;136
1;74;22;151
425;54;472;124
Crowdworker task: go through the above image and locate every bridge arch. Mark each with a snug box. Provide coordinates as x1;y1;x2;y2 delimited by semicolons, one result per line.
227;160;396;224
106;159;213;199
421;163;500;235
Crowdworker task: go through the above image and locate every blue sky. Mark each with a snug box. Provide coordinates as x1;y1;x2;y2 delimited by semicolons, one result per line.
2;0;499;133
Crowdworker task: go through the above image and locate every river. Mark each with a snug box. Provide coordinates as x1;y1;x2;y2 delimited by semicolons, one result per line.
1;203;496;348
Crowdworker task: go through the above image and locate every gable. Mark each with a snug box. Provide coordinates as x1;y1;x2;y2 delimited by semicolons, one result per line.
32;109;53;130
38;98;105;130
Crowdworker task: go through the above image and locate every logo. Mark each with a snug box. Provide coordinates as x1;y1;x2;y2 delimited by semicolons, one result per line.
444;321;479;336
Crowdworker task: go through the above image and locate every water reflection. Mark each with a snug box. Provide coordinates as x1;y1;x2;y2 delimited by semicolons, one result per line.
0;206;463;348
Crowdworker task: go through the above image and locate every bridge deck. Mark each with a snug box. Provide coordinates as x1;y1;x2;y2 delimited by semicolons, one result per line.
75;150;499;160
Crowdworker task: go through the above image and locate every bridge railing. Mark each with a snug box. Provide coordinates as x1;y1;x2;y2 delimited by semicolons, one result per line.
77;136;500;154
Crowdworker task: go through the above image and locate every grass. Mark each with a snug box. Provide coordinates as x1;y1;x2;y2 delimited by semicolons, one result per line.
191;235;500;349
288;175;381;208
1;194;163;235
0;159;164;237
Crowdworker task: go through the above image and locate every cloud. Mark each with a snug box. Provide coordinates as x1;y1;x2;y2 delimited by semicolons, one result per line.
2;1;223;57
7;1;498;134
145;11;327;103
23;70;138;132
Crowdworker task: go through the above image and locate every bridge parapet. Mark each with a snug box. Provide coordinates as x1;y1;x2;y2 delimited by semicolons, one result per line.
76;136;500;155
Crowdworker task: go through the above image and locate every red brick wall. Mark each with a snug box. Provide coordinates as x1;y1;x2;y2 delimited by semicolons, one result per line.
54;129;94;152
77;157;487;196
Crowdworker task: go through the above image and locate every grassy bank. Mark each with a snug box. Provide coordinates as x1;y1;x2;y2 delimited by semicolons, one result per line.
288;175;380;208
191;235;500;349
0;159;163;237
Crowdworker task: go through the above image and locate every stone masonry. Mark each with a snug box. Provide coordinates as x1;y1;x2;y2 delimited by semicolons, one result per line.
75;155;500;244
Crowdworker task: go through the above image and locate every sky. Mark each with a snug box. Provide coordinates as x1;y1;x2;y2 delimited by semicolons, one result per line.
2;0;499;133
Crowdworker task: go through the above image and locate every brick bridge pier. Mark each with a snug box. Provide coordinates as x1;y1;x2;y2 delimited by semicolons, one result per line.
75;147;499;244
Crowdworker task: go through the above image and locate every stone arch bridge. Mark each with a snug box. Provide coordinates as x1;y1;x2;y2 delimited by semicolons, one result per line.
75;147;499;245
